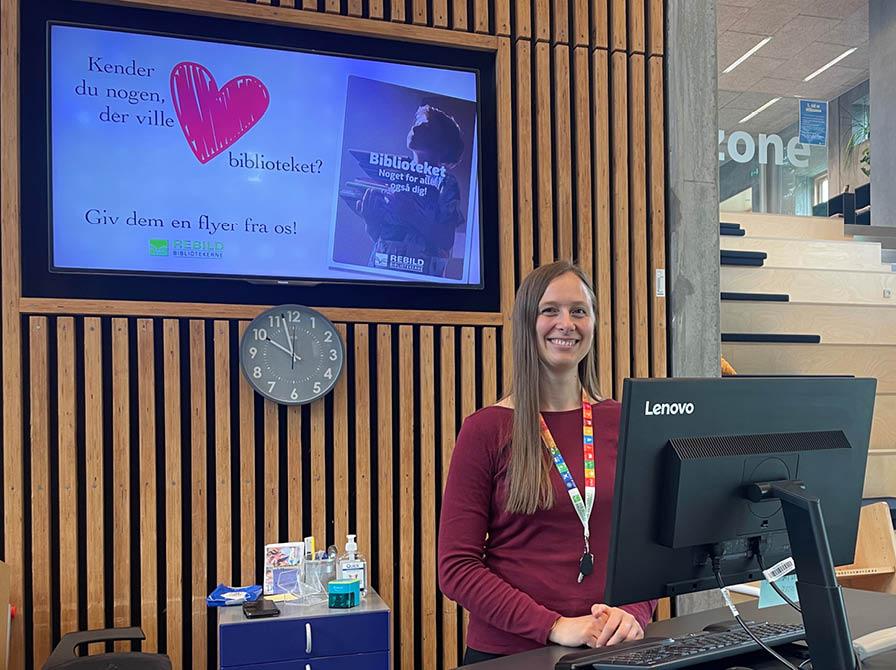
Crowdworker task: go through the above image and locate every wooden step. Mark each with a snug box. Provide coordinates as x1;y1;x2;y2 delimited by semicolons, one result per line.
720;342;896;394
871;394;896;452
865;450;896;497
720;212;849;241
721;266;896;305
721;301;896;345
720;236;884;271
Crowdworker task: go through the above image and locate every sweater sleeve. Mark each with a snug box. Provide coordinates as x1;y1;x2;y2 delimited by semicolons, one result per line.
438;412;561;644
619;600;658;633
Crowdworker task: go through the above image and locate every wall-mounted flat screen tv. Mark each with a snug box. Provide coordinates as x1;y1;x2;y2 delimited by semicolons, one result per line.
21;1;499;311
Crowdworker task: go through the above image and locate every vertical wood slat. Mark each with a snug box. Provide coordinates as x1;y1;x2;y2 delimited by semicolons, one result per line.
376;325;394;609
647;0;663;55
592;50;613;397
57;318;78;639
591;0;609;48
572;0;589;45
535;41;554;264
514;40;535;279
238;321;256;586
610;51;631;399
190;320;208;670
287;406;303;541
264;398;279;544
137;319;158;652
390;0;406;23
311;397;326;544
439;327;458;670
325;0;340;11
84;318;105;637
214;321;232;585
432;0;448;27
628;55;649;378
554;44;573;262
112;319;130;649
610;0;626;52
552;0;568;44
419;326;437;670
398;325;415;670
627;0;644;52
353;325;371;559
368;0;384;20
474;0;489;33
514;0;531;38
459;327;476;647
302;0;319;11
648;56;667;378
334;323;350;548
534;0;550;41
163;319;183;669
30;317;51;668
452;0;468;31
482;328;498;405
412;0;427;25
494;0;510;35
573;48;593;281
0;0;23;664
497;37;515;395
347;0;362;15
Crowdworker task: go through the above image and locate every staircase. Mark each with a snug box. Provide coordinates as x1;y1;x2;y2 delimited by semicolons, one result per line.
719;211;896;498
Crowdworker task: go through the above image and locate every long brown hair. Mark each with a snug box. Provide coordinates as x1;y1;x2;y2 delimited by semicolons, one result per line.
504;261;601;514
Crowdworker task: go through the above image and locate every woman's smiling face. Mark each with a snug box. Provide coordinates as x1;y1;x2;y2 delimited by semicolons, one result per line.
534;271;595;373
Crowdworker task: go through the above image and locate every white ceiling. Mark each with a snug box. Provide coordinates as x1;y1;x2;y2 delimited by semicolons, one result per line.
718;0;869;135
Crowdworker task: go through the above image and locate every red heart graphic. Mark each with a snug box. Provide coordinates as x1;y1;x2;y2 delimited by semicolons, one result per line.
170;61;270;164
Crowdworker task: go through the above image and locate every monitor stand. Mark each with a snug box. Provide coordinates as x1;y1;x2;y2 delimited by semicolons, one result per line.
747;480;856;670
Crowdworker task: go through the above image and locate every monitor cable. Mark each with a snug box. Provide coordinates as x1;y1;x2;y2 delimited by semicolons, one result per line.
712;555;801;670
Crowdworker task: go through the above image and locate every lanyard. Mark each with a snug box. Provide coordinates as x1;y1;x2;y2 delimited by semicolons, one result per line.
539;394;595;581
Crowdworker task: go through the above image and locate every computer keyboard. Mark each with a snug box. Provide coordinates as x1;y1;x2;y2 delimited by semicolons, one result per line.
555;621;805;669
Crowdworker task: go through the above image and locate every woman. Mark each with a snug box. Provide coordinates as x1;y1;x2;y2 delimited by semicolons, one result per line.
438;261;657;664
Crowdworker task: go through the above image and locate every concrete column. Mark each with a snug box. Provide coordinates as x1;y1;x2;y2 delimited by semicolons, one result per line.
870;0;896;226
666;0;722;616
666;0;720;379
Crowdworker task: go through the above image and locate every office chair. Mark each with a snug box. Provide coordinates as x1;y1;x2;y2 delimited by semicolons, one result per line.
43;627;171;669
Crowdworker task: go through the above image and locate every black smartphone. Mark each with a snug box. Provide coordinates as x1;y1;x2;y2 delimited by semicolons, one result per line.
242;598;280;619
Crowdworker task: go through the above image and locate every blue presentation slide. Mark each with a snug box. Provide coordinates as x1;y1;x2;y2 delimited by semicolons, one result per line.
50;25;482;285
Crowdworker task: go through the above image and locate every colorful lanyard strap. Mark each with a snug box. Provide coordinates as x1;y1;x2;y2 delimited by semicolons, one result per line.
539;393;595;581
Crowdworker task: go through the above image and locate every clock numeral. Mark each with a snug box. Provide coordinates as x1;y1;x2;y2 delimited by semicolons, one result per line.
310;317;316;329
290;388;299;401
268;314;282;327
324;368;333;380
267;381;276;393
253;366;262;379
288;310;301;323
329;349;338;361
253;328;268;341
323;331;333;343
249;346;258;359
313;382;322;394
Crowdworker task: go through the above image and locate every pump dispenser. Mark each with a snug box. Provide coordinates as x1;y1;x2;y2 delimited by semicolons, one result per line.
337;533;367;596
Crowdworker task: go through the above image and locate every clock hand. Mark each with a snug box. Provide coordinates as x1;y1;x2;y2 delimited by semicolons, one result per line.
291;325;298;370
265;336;301;363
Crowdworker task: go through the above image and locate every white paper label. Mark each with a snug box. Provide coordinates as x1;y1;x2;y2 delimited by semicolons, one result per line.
720;587;740;617
763;557;796;583
656;269;666;298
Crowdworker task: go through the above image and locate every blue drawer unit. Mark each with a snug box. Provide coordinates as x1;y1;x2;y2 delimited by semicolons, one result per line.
218;589;390;670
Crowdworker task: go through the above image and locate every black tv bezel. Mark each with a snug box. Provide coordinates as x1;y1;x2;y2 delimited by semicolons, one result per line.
20;0;501;312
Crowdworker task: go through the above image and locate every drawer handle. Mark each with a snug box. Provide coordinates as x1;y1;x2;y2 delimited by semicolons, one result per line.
305;622;312;654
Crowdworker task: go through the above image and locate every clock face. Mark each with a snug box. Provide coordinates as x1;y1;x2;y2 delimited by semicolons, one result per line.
239;304;344;405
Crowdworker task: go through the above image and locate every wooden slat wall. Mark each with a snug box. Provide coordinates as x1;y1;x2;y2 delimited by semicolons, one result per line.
0;0;668;668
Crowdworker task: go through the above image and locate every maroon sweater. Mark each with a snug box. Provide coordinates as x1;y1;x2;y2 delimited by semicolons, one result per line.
438;401;657;655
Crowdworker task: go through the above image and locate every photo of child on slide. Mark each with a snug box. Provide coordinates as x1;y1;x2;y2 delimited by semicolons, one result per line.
331;76;478;280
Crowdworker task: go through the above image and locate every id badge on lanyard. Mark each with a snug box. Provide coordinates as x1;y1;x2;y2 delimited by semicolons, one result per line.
539;394;595;583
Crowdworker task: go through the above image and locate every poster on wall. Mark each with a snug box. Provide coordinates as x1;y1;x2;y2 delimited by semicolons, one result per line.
799;99;828;146
49;24;483;286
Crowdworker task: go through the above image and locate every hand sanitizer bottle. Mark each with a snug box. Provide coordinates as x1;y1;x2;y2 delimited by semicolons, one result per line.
337;534;367;597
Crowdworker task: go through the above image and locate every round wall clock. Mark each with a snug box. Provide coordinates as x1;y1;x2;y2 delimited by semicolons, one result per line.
239;304;344;405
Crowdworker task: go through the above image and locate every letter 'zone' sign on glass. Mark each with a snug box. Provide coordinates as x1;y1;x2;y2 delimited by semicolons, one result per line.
644;401;695;416
718;130;812;168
